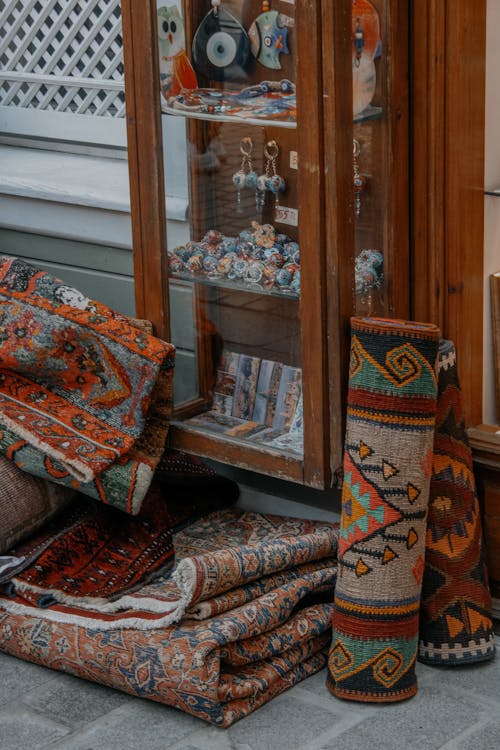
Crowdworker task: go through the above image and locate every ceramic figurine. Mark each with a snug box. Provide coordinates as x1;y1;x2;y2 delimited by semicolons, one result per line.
158;5;198;100
248;1;294;70
192;0;252;82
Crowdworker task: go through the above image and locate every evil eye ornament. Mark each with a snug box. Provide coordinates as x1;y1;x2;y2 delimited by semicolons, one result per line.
284;241;299;263
168;253;184;274
221;237;237;254
232;170;247;189
264;250;285;268
291;269;301;295
257;140;286;210
267;174;286;196
275;267;292;287
248;1;294;70
233;136;258;213
192;0;252;82
245;171;258;189
203;254;219;272
228;258;248;280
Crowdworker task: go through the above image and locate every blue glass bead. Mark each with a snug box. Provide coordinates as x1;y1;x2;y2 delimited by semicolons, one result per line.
257;174;268;192
232;170;247;189
203;255;218;272
221;237;237;254
168;254;184;273
291;269;301;294
245;171;258;189
267;175;286;195
228;259;248;280
238;229;253;243
284;241;299;261
276;267;292;287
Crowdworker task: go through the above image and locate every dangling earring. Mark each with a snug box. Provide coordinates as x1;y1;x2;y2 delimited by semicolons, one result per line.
257;140;286;211
353;138;367;218
232;137;258;213
353;16;365;67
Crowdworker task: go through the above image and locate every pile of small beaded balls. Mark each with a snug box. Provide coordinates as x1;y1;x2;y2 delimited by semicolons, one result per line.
168;221;301;294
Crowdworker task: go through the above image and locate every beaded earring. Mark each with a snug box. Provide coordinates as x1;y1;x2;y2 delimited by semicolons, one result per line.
232;137;258;213
257;140;286;211
353;138;367;218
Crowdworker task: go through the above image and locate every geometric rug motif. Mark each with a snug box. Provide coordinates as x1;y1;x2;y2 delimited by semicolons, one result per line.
328;316;440;703
418;340;495;665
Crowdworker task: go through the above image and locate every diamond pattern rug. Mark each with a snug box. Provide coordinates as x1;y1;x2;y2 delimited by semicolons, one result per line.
327;317;440;702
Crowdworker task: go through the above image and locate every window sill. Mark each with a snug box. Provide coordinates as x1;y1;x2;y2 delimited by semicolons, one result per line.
0;145;188;249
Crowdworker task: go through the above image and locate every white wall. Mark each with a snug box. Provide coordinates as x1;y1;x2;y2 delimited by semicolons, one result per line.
483;0;500;424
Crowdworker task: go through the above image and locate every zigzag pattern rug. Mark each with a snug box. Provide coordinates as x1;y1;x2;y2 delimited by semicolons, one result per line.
418;340;495;664
327;317;440;702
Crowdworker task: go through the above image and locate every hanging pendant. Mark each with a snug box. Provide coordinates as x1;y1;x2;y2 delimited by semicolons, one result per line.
353;138;367;218
192;0;251;82
248;1;294;70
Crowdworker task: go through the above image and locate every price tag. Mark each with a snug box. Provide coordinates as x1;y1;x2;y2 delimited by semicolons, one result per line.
289;151;298;170
275;206;299;226
280;0;295;4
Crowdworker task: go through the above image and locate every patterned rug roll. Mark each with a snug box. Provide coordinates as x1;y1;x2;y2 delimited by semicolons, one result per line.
418;340;495;665
327;317;440;702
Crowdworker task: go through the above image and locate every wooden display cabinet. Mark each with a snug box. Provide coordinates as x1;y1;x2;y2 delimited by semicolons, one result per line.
121;0;410;489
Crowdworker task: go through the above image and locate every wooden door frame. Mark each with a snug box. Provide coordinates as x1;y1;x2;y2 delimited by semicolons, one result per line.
121;0;170;341
411;0;487;426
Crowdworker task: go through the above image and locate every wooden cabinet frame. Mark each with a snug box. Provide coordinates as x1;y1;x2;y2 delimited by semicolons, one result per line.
411;0;487;426
121;0;490;543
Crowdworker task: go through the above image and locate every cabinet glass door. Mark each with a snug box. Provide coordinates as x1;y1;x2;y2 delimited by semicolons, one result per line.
351;0;409;318
160;0;338;485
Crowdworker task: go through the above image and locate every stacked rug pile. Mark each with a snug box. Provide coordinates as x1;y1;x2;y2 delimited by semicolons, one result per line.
0;506;338;726
0;264;495;727
0;256;338;726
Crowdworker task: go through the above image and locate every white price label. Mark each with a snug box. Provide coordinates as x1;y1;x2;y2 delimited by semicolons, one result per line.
275;206;299;226
289;151;298;170
280;0;295;4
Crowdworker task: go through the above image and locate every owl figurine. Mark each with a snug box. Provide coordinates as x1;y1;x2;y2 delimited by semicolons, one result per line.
158;5;198;101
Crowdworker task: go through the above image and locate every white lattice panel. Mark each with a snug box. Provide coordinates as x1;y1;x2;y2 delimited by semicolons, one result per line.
0;0;125;118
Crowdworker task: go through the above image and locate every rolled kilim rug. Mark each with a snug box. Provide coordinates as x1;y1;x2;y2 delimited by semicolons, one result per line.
418;340;495;665
327;317;440;702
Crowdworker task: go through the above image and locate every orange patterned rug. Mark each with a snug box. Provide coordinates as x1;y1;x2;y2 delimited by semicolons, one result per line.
419;340;495;664
0;257;175;514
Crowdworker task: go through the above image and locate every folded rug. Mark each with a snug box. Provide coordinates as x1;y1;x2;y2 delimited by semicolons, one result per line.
0;509;338;726
419;340;495;664
0;508;338;629
1;488;175;602
327;317;440;703
0;257;175;513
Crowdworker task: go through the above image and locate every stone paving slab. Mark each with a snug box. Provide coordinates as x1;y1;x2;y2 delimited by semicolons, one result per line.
0;705;70;750
0;638;499;749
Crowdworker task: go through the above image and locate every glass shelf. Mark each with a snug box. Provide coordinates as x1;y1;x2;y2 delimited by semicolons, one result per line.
162;104;297;129
169;270;299;300
172;417;303;459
